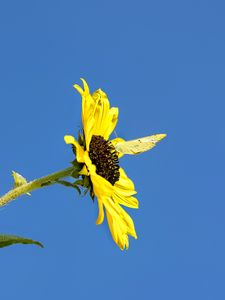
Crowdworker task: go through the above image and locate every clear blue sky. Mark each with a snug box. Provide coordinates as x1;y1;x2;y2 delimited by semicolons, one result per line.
0;0;225;299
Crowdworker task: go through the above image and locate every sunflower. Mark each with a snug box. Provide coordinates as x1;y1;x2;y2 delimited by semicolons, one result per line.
64;79;165;250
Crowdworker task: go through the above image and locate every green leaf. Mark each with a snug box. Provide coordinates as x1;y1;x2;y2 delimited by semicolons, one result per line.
56;180;75;187
0;234;44;248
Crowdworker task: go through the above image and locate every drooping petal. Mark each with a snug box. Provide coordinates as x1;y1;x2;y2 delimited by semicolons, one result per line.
92;176;111;225
114;168;137;197
96;197;104;225
90;172;114;199
64;135;85;163
83;152;114;224
104;198;137;250
112;193;139;209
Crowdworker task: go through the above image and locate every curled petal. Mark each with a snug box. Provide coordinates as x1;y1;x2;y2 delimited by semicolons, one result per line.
73;84;83;95
64;135;85;163
80;78;90;95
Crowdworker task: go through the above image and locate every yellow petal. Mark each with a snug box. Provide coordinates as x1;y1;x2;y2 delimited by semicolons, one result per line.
103;107;119;140
79;165;89;176
83;151;114;199
73;84;83;95
90;173;114;199
83;116;95;150
64;135;85;163
114;168;137;196
104;199;137;250
110;137;125;146
73;79;95;150
112;193;139;209
96;197;104;225
91;89;119;140
73;79;120;149
91;89;110;137
80;78;90;95
105;211;118;245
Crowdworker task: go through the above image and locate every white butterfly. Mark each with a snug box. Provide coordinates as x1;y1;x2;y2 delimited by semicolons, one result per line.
114;134;167;155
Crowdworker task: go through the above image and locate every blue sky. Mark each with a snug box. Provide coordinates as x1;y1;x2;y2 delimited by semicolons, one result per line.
0;0;225;299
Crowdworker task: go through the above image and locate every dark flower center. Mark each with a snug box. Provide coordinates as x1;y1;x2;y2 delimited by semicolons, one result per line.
89;135;120;185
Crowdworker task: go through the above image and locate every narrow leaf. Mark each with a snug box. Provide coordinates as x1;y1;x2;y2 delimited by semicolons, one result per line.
0;234;44;248
56;180;75;188
73;184;81;195
84;187;90;196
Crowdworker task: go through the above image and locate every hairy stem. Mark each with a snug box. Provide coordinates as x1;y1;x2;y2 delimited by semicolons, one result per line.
0;166;75;207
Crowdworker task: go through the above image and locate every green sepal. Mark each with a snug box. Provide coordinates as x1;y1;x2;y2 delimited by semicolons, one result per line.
0;234;44;248
78;131;84;147
74;176;91;188
83;175;91;188
70;159;83;176
90;189;95;201
71;171;79;179
73;177;94;199
74;179;84;186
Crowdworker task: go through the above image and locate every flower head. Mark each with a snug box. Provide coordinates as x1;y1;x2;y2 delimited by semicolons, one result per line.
64;79;166;250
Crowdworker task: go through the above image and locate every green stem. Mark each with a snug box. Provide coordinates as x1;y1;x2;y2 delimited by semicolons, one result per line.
0;166;75;207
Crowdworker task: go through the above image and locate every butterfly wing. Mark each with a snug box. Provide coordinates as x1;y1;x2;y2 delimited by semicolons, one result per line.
114;134;166;155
